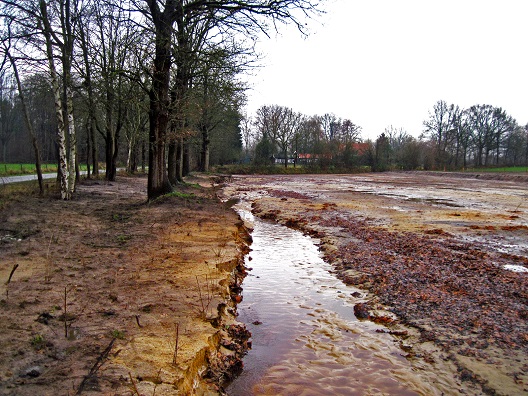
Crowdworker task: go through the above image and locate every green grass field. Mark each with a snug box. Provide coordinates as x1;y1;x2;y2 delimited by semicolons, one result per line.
464;166;528;173
0;163;58;176
0;163;96;177
2;162;526;177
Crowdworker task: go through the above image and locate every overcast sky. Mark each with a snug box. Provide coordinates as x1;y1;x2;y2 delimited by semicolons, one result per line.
243;0;527;140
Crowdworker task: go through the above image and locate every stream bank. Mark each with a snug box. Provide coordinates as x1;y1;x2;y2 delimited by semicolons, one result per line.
0;174;251;395
226;201;458;395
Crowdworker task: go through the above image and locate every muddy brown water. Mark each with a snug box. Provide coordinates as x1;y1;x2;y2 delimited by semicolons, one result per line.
226;200;451;396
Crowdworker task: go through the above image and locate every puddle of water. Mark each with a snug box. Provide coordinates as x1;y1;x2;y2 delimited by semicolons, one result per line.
503;264;528;273
1;233;22;242
241;175;528;259
227;202;447;396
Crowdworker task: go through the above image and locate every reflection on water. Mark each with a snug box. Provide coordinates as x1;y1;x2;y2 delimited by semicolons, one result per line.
227;202;444;396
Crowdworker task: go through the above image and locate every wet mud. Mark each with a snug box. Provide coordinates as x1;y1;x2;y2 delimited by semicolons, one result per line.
222;172;528;396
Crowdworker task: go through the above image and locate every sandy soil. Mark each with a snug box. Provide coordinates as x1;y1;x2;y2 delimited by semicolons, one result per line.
222;171;528;396
0;174;250;396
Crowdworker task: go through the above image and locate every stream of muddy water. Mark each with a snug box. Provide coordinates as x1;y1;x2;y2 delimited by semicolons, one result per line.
226;200;452;396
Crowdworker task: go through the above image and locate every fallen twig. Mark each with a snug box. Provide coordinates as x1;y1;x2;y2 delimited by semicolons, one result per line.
75;338;116;395
64;286;68;338
128;372;141;396
5;263;19;301
172;323;179;365
6;263;19;285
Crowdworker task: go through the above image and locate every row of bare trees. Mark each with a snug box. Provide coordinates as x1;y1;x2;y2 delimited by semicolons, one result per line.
249;105;363;168
421;100;525;169
0;0;321;199
366;102;526;172
244;101;527;172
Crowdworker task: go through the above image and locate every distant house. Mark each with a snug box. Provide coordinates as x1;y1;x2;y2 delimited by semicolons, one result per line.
273;155;296;165
296;153;334;164
350;142;370;156
297;153;317;164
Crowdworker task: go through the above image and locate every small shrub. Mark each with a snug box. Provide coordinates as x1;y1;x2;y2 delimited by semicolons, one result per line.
167;191;195;199
31;334;45;349
111;330;125;339
116;235;131;244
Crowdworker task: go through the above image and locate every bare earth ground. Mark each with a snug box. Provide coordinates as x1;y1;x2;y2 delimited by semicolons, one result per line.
2;171;527;396
0;174;251;396
221;171;528;396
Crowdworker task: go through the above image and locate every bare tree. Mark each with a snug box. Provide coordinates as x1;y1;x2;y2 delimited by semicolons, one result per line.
503;124;527;166
193;44;248;172
254;104;281;148
320;113;338;142
3;47;44;192
240;112;253;160
338;119;361;145
276;107;301;167
422;100;458;169
76;2;99;177
40;0;79;198
0;68;17;163
1;0;80;199
467;104;495;167
490;107;515;165
124;88;149;173
137;0;322;199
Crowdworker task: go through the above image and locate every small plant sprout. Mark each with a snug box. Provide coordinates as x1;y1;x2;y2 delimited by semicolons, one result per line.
31;334;45;349
63;286;68;338
195;275;214;319
172;323;179;365
111;330;125;339
117;234;130;244
211;246;225;258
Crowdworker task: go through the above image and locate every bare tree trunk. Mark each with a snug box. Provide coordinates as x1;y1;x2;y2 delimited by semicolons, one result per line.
91;123;98;176
200;132;210;172
183;141;190;177
105;87;115;181
8;52;44;194
51;76;69;199
126;137;134;173
66;85;76;194
85;117;91;178
146;2;174;199
79;19;98;177
40;0;70;199
141;140;146;172
62;0;77;194
168;141;178;184
177;136;184;182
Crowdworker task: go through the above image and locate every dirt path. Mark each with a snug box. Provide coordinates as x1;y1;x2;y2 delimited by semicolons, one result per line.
222;172;528;396
0;175;250;395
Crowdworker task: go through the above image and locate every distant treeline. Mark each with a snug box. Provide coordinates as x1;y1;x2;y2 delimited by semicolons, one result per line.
242;101;527;172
